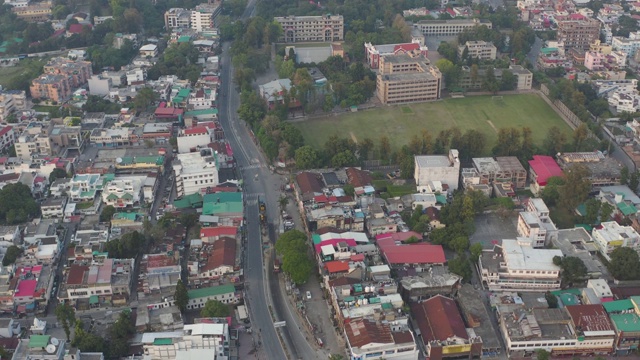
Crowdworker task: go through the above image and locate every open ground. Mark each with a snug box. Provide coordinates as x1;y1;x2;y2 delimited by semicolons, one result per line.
294;94;573;155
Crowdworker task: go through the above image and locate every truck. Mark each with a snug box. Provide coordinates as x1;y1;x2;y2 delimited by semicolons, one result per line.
258;197;267;225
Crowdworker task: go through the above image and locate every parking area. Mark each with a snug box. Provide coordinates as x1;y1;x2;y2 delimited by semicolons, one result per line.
470;212;519;249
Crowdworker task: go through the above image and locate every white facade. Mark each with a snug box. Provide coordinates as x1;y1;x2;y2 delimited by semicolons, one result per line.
15;132;51;160
612;32;640;57
41;197;67;219
88;75;112;96
126;68;145;84
0;91;26;123
173;149;219;198
413;19;493;36
414;149;460;192
101;177;144;208
479;239;563;291
141;323;229;360
517;198;557;248
607;90;640;113
592;221;640;261
458;40;497;60
0;126;15;153
64;258;133;301
186;285;237;310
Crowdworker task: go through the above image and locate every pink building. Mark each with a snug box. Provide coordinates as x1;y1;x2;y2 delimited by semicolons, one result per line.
584;51;605;70
364;41;428;69
13;279;37;305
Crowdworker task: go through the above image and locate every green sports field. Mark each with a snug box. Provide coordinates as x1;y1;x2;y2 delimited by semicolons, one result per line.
294;94;572;155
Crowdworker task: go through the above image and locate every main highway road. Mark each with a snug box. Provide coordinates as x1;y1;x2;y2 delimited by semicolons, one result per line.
218;1;324;359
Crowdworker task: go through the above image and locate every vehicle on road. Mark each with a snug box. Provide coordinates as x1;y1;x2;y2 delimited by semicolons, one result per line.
306;291;311;300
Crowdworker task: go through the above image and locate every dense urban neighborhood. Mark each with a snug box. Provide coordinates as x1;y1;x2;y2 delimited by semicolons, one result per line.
0;0;639;359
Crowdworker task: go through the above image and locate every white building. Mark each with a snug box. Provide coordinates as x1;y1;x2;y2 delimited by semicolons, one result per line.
344;318;419;360
413;19;493;37
479;238;563;291
140;322;229;360
612;31;640;58
458;40;497;60
607;90;640;113
516;198;558;248
176;126;213;154
187;88;216;110
88;75;112;96
101;176;144;208
0;90;26;123
592;221;640;261
68;174;102;202
41;197;67;219
15;131;51;160
414;149;460;193
173;149;219;198
139;44;158;58
126;68;145;85
186;284;236;310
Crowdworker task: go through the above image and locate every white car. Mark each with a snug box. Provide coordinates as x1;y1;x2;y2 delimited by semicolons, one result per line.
306;291;312;300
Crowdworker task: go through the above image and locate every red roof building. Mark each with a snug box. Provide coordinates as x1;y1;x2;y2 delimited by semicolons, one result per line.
565;305;615;355
296;172;325;201
154;103;184;119
346;167;372;187
324;260;350;274
375;231;422;243
200;226;238;242
528;155;564;193
13;279;37;304
379;242;446;265
411;295;482;360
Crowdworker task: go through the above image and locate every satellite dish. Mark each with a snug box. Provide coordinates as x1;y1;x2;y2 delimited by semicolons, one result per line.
50;338;59;346
116;158;123;163
45;344;56;354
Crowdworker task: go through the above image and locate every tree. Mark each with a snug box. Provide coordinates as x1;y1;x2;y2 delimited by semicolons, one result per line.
470;243;483;263
621;166;630;185
331;150;357;167
543;126;567;155
105;231;145;258
378;136;391;162
500;70;517;91
100;205;116;223
450;236;470;254
72;320;105;353
493;128;521;156
482;67;500;93
200;300;230;318
600;202;614;222
608;247;640;280
133;87;157;111
2;245;21;266
545;291;558;308
536;349;551;360
278;195;289;212
553;256;588;285
55;303;76;340
630;170;640;191
0;183;40;224
49;168;68;183
572;124;589;151
448;254;472;280
174;279;189;312
584;198;601;225
275;230;313;284
559;164;591;211
329;355;345;360
109;310;135;358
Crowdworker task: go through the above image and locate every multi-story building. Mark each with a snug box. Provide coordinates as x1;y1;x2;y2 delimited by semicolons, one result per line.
0;126;15;153
414;150;460;192
29;74;71;103
41;197;67;219
164;8;192;29
364;40;429;69
139;323;229;360
186;284;236;310
187;87;216;110
68;173;103;201
14;131;51;160
528;155;564;196
607;90;640;113
87;75;112;96
0;90;26;122
557;17;601;51
140;253;181;294
191;3;222;31
275;14;344;43
173;148;220;198
517;198;557;248
90;128;131;147
376;53;442;105
60;258;134;303
101;177;144;208
479;238;563;291
11;1;51;22
344;318;419;360
592;221;640;261
458;40;497;60
43;57;92;88
556;152;622;189
412;18;492;37
612;31;640;58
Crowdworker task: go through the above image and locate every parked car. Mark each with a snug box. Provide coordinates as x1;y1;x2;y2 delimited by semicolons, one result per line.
306;291;311;300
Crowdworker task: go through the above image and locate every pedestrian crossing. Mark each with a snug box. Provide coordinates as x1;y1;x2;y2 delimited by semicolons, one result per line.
240;164;266;170
244;193;265;205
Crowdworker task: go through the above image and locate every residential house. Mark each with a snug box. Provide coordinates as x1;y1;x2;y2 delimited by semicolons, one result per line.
185;284;236;310
592;221;640;262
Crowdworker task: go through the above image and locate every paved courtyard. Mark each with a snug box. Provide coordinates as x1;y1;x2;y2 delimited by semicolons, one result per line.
470;212;519;249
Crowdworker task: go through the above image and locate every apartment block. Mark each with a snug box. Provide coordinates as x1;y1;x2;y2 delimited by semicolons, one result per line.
164;3;222;32
557;17;601;51
43;57;92;88
173;148;220;197
612;31;640;58
0;126;15;153
275;14;344;43
164;8;191;29
101;176;144;208
88;75;112;96
592;221;640;261
364;40;428;69
29;74;71;103
412;18;492;37
0;90;26;122
479;239;563;291
14;132;51;160
139;322;229;360
517;198;557;248
458;40;497;60
12;1;51;22
376;53;442;105
556;152;622;189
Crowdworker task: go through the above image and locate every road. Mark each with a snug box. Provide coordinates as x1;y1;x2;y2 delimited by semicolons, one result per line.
218;1;325;359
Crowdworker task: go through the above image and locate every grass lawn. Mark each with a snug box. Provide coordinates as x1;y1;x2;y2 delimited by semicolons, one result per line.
33;105;59;113
0;58;48;89
75;202;94;210
372;180;416;198
295;94;572;155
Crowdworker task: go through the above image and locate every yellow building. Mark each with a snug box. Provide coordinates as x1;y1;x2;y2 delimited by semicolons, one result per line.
376;53;442;105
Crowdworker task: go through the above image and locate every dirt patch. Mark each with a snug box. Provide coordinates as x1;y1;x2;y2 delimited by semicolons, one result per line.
350;132;358;144
487;120;498;133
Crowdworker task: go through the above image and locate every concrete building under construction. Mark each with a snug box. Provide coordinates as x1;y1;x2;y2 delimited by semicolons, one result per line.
463;156;527;190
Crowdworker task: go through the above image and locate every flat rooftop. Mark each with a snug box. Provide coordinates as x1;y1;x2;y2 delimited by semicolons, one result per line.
415;155;451;168
502;239;563;271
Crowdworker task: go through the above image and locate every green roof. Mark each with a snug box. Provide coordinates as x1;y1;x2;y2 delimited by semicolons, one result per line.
102;173;115;184
28;335;50;348
89;295;99;304
119;156;164;166
173;88;191;103
551;288;582;296
559;293;579;306
603;299;634;313
631;296;640;306
80;190;96;198
575;224;593;232
153;338;174;345
203;202;243;216
203;192;242;204
173;193;203;209
178;35;191;43
113;212;141;221
107;193;118;201
435;195;447;204
611;313;640;332
188;284;235;299
185;108;218;117
312;233;321;244
122;193;134;200
617;202;638;216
